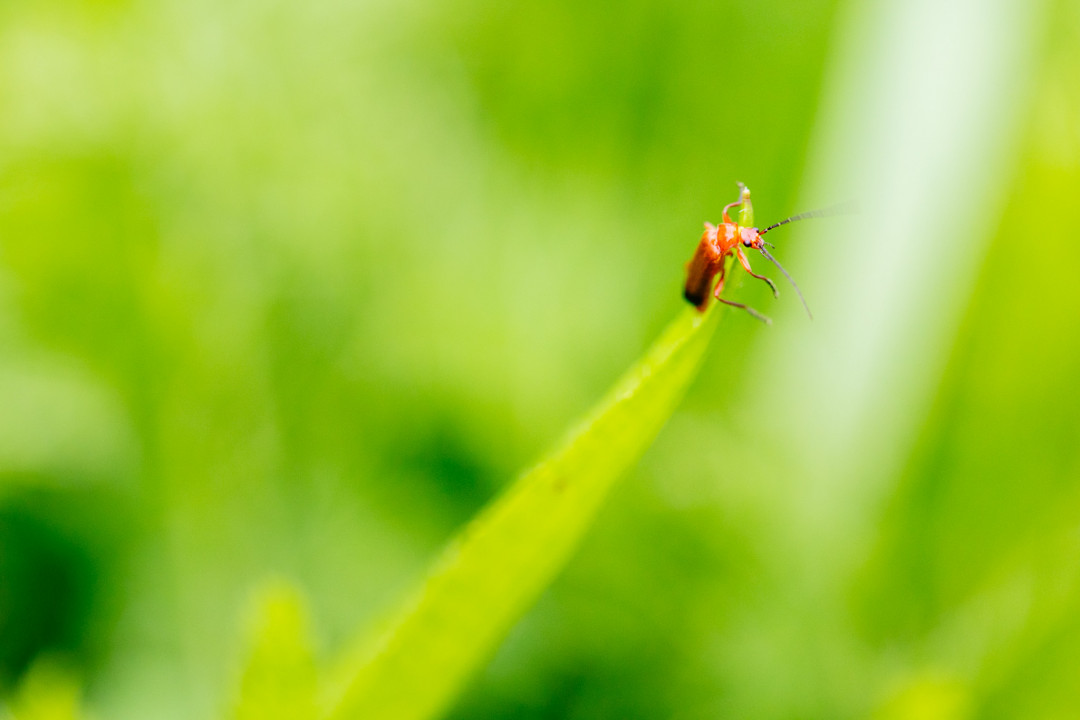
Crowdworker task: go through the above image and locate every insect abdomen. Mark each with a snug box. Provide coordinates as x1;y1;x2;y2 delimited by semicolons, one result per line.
683;246;716;310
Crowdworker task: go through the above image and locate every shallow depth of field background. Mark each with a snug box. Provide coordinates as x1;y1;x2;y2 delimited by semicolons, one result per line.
1;0;1079;718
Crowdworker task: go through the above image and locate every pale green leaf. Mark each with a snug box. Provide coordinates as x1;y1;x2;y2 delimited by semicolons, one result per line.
232;581;319;720
6;657;84;720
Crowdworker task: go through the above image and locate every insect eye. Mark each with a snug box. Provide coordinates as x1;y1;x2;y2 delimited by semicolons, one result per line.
743;238;752;247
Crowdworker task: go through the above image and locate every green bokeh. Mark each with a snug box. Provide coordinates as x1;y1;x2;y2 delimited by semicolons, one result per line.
0;0;1078;718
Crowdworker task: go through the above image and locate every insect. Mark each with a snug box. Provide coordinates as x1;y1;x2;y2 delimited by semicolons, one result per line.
684;183;837;323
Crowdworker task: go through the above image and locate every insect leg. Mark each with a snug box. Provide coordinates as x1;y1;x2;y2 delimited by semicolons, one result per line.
718;298;772;325
713;265;771;323
721;201;743;224
712;265;727;298
736;247;779;298
721;185;747;224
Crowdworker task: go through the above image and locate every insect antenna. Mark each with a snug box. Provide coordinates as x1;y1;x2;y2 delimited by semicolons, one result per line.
759;247;812;320
758;200;857;236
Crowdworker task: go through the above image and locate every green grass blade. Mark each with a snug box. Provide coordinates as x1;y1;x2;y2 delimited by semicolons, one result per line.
325;304;721;720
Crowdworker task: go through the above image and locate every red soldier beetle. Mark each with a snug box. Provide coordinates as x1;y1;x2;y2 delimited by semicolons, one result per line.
684;183;840;323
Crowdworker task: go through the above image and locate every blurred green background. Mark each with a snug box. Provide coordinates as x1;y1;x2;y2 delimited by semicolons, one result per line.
1;0;1079;717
